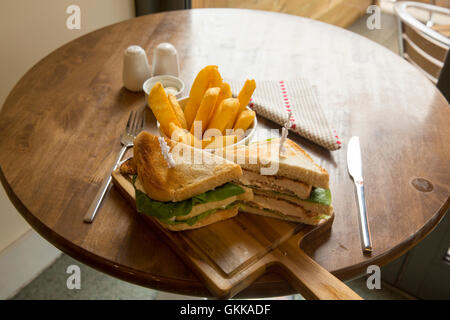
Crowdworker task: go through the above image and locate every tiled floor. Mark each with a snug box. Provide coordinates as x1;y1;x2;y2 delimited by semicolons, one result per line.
12;11;411;301
13;254;411;300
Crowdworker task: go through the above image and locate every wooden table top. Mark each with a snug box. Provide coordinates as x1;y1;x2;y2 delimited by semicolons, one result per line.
0;9;449;298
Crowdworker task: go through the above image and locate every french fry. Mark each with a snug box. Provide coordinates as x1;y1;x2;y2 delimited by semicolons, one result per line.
236;79;256;115
224;98;242;131
206;98;240;135
184;65;220;129
209;66;223;88
233;109;256;132
202;135;238;149
190;87;220;135
208;82;232;123
168;94;187;129
148;82;181;137
167;122;181;139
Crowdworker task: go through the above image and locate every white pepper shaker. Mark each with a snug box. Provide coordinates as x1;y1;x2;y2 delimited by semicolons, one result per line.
122;45;151;92
151;43;179;77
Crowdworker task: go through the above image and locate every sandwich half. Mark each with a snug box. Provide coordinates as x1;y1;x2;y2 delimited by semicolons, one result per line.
119;131;252;231
225;138;332;225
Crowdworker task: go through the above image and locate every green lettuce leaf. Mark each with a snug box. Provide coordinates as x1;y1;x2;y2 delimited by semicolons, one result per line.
313;214;331;221
134;181;244;221
304;188;332;206
135;189;192;219
191;183;245;205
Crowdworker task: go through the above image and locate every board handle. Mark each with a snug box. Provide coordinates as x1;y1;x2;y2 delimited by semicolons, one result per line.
273;233;362;300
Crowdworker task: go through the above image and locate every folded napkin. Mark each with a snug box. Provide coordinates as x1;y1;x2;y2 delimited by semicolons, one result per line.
228;79;341;151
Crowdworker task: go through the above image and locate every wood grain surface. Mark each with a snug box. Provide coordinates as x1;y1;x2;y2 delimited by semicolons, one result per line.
192;0;373;28
0;9;449;298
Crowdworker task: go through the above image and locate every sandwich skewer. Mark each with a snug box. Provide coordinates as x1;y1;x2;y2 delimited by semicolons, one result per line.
279;111;292;156
158;136;175;168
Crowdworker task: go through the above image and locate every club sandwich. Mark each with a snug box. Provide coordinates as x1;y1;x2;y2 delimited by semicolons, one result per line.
118;131;253;231
226;138;333;225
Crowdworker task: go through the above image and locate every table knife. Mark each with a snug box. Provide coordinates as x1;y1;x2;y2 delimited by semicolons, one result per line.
347;136;373;254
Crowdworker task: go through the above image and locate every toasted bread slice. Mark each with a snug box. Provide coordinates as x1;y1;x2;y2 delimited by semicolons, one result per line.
134;131;242;202
151;207;239;231
120;158;137;175
225;138;329;189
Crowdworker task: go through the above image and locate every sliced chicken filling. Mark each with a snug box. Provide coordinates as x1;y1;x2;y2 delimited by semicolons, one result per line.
239;170;312;200
247;195;319;218
250;189;333;215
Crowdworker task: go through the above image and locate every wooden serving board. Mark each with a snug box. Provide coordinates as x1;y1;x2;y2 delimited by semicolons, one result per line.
112;170;361;299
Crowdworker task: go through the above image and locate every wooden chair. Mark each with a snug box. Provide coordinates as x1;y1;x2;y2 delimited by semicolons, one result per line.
437;47;450;101
394;1;450;83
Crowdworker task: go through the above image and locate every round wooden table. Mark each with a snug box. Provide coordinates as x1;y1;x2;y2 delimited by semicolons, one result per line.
0;9;449;298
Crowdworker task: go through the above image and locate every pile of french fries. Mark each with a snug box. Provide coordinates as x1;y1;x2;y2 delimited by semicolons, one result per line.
148;65;256;149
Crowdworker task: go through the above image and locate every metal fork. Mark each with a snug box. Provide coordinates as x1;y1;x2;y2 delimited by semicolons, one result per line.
84;110;144;223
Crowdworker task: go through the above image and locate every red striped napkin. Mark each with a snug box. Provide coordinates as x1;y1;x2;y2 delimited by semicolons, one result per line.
228;79;341;151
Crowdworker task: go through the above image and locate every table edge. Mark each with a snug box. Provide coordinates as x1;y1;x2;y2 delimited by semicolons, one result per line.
2;164;448;298
1;9;449;297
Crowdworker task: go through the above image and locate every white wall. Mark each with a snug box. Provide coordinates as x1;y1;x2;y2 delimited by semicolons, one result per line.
0;0;135;252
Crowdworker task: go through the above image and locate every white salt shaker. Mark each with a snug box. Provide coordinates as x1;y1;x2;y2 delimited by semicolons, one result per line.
151;43;179;77
122;45;151;92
